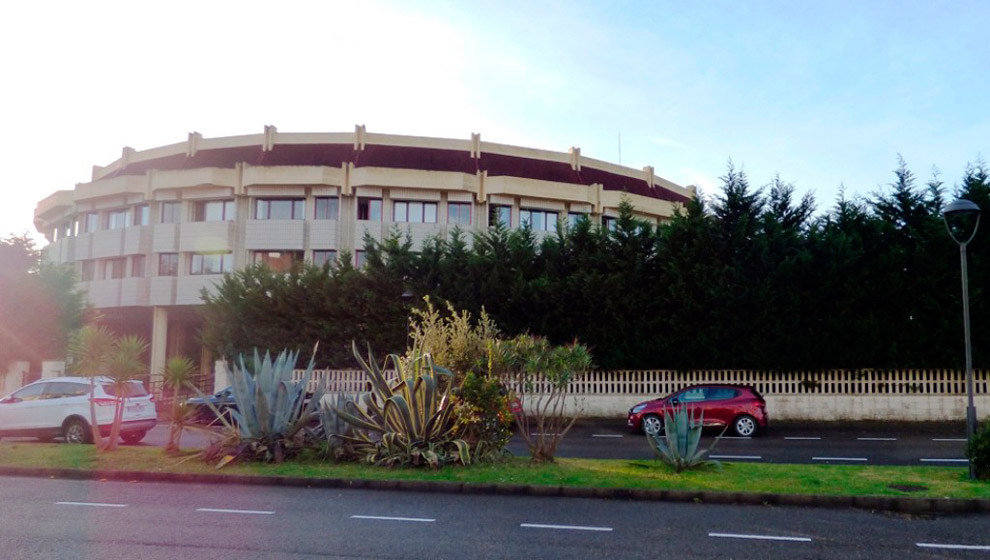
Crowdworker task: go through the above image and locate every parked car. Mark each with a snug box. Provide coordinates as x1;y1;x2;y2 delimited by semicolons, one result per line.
0;376;157;444
185;387;237;425
627;384;768;437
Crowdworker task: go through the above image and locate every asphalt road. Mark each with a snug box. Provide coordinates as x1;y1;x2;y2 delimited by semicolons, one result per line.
0;475;987;559
118;419;971;466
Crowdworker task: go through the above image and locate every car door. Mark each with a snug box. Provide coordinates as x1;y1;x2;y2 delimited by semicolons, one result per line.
0;382;49;432
702;387;739;428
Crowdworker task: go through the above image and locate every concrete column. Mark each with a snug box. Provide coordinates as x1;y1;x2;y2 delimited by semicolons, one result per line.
2;361;29;394
149;306;168;390
213;360;230;394
41;361;65;379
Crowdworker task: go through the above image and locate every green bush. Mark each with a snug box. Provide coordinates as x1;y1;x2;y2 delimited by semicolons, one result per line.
966;421;990;480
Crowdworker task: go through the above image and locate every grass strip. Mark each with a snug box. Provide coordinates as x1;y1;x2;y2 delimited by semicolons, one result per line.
0;442;987;499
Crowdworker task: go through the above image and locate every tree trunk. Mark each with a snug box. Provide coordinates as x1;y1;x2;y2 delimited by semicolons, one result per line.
88;377;105;450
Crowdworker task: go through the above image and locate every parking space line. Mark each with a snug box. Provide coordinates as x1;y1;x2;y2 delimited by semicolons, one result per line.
710;455;762;460
351;515;435;522
785;437;821;440
917;542;990;551
55;501;127;508
709;532;811;542
857;437;897;441
932;438;967;442
196;508;275;515
920;458;968;463
591;434;624;438
812;457;867;462
521;523;613;532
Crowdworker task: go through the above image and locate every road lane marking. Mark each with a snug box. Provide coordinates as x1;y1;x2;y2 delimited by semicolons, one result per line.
932;438;967;442
196;508;275;515
920;458;968;463
710;455;762;460
709;532;811;542
917;542;990;551
351;515;435;522
529;433;563;436
591;434;624;438
857;437;897;441
56;501;127;508
521;523;613;532
719;436;752;440
812;457;867;462
785;437;821;440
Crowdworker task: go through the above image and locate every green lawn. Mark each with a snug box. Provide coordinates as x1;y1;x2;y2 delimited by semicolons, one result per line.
1;442;987;499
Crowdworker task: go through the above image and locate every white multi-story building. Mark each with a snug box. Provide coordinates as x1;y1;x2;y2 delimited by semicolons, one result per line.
34;126;695;381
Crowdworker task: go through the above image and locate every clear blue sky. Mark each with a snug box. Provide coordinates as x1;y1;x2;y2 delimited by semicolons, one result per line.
3;0;987;242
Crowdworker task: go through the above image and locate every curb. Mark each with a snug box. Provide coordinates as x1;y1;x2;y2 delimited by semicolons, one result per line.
1;465;988;514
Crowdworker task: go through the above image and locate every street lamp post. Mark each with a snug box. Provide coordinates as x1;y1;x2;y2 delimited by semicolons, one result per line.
942;198;981;479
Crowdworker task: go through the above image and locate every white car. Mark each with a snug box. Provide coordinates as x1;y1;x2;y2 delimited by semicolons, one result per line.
0;376;157;444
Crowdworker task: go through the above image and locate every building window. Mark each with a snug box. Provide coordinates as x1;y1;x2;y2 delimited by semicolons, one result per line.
133;204;150;226
489;205;511;228
314;197;339;220
312;250;337;268
190;252;233;275
131;255;146;277
448;202;472;225
107;209;130;230
84;212;100;233
194;200;236;222
80;260;95;281
393;201;437;223
357;198;382;221
158;253;178;277
255;199;305;220
602;216;617;231
252;250;303;273
354;250;367;268
52;221;74;242
161;201;182;224
520;209;558;232
104;258;125;280
567;212;586;229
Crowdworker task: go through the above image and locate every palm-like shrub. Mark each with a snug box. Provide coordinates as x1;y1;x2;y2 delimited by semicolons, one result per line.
161;355;196;454
334;343;471;468
646;404;724;472
207;348;325;464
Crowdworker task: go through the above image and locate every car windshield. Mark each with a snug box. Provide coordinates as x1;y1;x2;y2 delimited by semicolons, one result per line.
100;382;149;398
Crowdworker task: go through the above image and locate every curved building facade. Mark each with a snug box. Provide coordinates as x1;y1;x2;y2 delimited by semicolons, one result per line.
34;126;695;380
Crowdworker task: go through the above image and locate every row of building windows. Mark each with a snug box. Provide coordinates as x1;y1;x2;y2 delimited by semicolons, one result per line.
78;249;369;281
53;198;600;241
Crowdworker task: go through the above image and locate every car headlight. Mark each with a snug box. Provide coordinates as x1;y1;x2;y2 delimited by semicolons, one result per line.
630;404;647;414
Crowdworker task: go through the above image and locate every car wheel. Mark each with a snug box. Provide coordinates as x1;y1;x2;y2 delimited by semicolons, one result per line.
641;414;663;436
63;418;93;444
120;431;147;445
732;414;758;437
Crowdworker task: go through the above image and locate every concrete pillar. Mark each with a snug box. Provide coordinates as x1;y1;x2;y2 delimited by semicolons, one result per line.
149;306;168;391
41;361;65;379
2;361;29;394
213;360;229;394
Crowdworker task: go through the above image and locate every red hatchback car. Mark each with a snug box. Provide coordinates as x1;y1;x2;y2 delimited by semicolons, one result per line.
627;384;768;437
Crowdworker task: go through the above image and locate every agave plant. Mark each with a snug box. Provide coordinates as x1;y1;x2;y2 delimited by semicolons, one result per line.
207;348;326;465
334;343;471;468
318;391;356;458
646;403;725;473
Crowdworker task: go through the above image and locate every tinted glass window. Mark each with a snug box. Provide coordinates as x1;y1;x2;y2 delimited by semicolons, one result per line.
705;387;739;401
11;383;46;400
44;382;89;398
678;387;705;402
101;382;149;398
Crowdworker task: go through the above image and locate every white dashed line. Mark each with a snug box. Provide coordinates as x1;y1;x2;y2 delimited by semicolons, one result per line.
591;434;624;438
812;457;867;462
785;437;821;440
55;501;127;508
857;437;897;441
196;508;275;515
920;458;968;464
351;515;435;523
917;542;990;551
719;436;752;440
529;433;563;436
709;532;811;542
710;455;762;460
521;523;613;532
932;438;967;442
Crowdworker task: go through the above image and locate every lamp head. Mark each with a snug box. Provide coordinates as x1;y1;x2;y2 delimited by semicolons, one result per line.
942;198;981;245
942;198;981;218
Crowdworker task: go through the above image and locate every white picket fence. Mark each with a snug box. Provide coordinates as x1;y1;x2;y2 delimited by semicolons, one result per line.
291;368;990;421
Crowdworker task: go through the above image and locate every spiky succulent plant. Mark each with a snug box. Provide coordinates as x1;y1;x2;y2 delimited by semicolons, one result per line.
646;403;724;473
